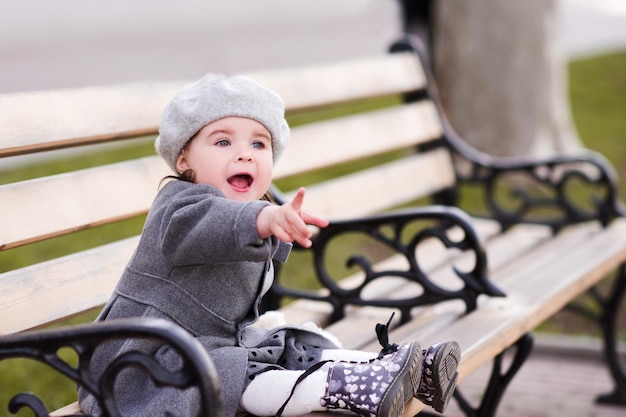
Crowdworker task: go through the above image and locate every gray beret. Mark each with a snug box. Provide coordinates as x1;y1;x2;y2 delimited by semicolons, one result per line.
155;74;290;173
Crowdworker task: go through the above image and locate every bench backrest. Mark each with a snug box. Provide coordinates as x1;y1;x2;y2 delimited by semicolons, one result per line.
0;48;455;335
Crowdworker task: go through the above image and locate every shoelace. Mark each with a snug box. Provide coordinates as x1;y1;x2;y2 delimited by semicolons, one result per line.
275;312;399;416
375;312;399;359
274;359;330;417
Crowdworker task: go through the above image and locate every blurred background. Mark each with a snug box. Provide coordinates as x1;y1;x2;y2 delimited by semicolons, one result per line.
0;0;401;93
0;1;625;416
1;0;624;166
0;0;624;94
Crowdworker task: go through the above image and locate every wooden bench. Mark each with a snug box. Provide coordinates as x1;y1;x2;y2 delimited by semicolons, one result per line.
1;35;626;417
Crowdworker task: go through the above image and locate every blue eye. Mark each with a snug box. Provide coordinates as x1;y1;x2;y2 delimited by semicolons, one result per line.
216;139;230;147
252;141;265;149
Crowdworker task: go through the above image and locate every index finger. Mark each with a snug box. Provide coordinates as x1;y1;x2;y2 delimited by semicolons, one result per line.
289;187;306;212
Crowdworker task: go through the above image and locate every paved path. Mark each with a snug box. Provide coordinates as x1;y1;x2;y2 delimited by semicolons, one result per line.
446;334;626;417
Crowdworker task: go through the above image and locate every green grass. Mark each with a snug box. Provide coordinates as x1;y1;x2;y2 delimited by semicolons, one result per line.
570;52;626;166
538;51;626;336
1;51;625;415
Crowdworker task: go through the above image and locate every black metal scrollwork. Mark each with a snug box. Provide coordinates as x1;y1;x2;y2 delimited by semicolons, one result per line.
0;318;223;417
268;201;503;324
449;147;625;232
566;264;626;406
389;35;626;233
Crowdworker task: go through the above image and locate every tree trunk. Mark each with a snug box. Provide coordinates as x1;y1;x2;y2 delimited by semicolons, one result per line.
431;0;582;157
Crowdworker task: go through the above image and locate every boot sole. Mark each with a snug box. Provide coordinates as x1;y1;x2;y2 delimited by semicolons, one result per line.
430;341;461;413
379;342;422;417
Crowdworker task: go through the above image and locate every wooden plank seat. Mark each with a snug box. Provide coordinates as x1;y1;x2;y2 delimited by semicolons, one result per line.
1;35;626;417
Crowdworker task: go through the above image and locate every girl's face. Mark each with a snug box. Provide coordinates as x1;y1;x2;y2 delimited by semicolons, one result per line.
176;117;274;201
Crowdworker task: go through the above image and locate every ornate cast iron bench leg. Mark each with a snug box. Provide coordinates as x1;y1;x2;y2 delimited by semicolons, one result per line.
592;262;626;406
565;261;626;406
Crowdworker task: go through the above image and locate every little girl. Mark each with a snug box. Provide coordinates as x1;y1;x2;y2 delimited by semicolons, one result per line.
78;74;460;417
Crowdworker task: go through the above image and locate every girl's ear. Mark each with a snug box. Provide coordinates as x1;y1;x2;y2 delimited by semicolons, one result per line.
176;150;189;174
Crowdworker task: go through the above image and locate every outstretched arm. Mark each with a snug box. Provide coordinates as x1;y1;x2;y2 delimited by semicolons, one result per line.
256;187;329;248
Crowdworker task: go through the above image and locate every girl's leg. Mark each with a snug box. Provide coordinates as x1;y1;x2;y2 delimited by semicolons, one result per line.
240;367;328;417
241;341;422;417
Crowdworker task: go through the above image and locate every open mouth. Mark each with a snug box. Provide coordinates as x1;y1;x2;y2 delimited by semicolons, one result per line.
227;174;253;191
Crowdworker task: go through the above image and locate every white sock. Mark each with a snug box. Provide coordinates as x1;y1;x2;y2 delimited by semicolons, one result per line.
321;348;377;362
240;366;329;417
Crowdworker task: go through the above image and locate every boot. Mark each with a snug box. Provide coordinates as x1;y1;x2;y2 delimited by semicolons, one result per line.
241;342;421;417
321;341;422;417
415;341;461;413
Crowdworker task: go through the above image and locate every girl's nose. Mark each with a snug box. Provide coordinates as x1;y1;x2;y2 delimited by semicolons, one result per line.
237;151;253;162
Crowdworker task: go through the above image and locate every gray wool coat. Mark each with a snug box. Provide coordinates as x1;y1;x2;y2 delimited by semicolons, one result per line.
78;180;339;417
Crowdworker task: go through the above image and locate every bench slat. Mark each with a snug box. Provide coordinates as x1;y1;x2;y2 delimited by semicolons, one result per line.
250;52;425;111
287;148;456;219
0;133;451;251
0;157;168;250
0;220;498;336
50;403;82;417
0;82;185;157
0;53;424;158
1;111;446;249
0;237;137;334
274;101;442;178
